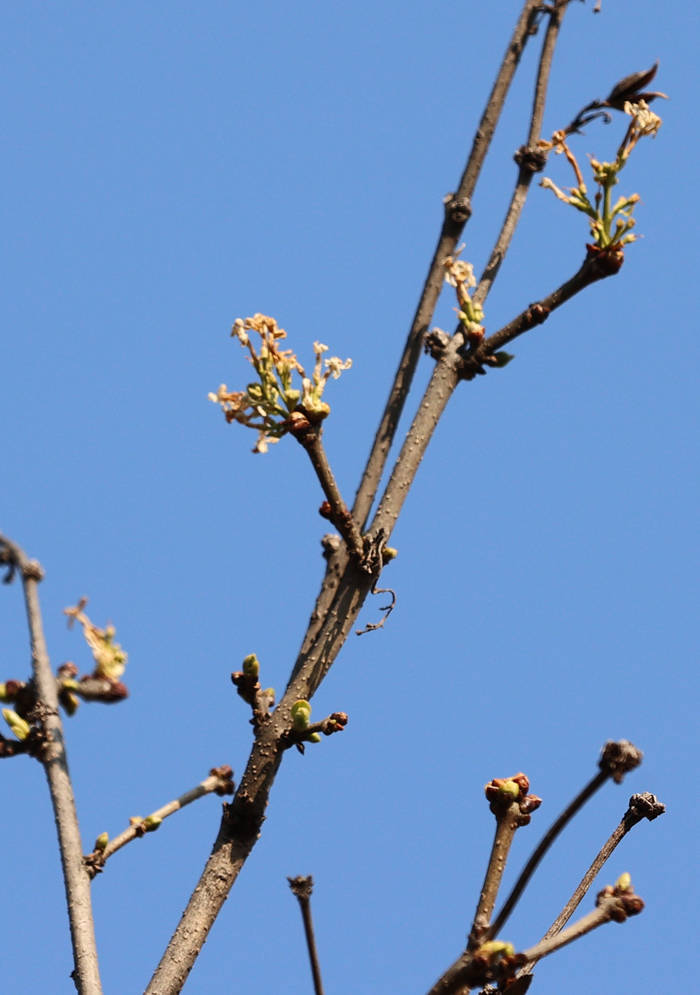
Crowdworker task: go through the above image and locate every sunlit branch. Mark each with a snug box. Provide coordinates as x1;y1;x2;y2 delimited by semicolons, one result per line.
0;533;103;994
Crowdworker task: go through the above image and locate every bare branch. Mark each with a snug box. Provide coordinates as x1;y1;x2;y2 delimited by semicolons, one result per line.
468;776;542;951
84;767;234;877
352;0;543;531
517;792;664;980
426;777;541;995
288;875;325;995
474;0;570;308
518;878;645;964
0;533;102;994
487;741;642;941
292;424;364;558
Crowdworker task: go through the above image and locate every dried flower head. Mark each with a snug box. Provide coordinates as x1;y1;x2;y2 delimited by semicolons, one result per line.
64;599;127;680
210;315;351;452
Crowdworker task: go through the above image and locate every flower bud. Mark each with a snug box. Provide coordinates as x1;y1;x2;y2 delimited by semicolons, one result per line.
615;872;632;891
242;654;260;679
291;699;312;730
94;832;109;852
2;708;30;741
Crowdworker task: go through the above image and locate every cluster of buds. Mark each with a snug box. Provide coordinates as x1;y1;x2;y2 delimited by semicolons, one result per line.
1;707;31;742
597;872;645;922
470;940;524;983
231;653;275;722
442;249;485;345
539;99;662;254
209;314;352;453
288;699;348;753
484;772;542;825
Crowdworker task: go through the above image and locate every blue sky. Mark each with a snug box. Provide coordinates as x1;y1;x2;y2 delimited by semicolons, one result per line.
1;2;697;992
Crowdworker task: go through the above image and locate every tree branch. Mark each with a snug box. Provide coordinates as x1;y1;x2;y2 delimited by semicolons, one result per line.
352;0;542;531
473;0;569;309
0;533;102;994
84;767;235;878
293;425;364;558
517;791;664;979
518;882;645;965
144;8;640;991
487;740;641;941
288;875;325;995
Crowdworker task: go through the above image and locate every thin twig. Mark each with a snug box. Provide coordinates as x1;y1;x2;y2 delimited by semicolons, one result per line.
288;876;325;995
427;777;541;995
371;7;580;539
352;0;542;531
518;791;664;978
519;886;645;965
0;533;102;994
488;769;607;941
294;427;364;558
488;735;644;942
84;767;235;877
370;254;610;540
473;0;569;310
468;802;524;951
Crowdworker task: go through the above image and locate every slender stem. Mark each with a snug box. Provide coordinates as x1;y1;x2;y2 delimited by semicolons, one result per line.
520;892;635;963
0;534;102;994
472;0;569;310
519;792;664;977
288;876;325;995
370;256;608;540
370;357;459;536
85;768;234;876
487;770;608;941
479;252;611;357
372;8;581;540
352;0;541;531
295;428;364;557
542;818;627;940
468;802;523;951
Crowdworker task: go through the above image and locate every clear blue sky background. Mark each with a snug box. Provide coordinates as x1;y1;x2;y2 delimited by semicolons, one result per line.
2;2;697;992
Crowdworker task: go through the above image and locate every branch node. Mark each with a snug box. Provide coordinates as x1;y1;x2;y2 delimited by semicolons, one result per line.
598;739;642;784
288;873;313;900
626;791;665;824
443;192;472;225
423;328;451;361
513;144;548;173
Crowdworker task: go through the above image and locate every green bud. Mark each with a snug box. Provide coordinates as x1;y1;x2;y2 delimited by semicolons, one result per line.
143;816;163;833
94;832;109;852
477;940;515;963
242;653;260;678
492;351;515;368
0;684;7;701
498;780;521;800
382;546;398;562
615;871;632;891
61;691;79;716
2;708;30;741
291;699;312;730
308;732;321;744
